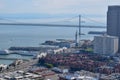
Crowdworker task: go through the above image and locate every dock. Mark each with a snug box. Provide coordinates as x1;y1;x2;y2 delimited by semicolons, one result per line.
0;57;29;61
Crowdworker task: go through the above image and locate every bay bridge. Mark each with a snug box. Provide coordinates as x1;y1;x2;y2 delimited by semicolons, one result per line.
0;15;106;28
0;23;105;28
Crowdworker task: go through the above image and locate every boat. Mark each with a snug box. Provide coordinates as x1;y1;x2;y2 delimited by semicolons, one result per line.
0;50;10;55
17;51;38;56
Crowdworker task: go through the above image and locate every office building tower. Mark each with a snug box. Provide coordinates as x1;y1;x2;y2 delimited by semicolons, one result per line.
75;30;78;47
107;6;120;52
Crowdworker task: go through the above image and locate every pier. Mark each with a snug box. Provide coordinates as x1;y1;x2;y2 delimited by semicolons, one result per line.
0;57;29;61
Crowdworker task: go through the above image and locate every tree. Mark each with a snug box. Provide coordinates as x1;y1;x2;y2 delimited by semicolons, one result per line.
44;63;53;68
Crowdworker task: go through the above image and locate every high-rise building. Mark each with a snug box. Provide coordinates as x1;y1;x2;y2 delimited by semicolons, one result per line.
107;6;120;51
94;35;118;55
75;30;78;47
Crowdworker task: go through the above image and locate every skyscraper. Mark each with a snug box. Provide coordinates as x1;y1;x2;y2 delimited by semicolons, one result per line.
107;6;120;52
75;30;78;47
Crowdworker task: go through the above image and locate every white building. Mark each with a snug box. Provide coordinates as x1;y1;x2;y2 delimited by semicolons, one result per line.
94;35;119;55
52;67;69;73
59;70;98;80
35;52;47;58
0;64;8;70
53;47;67;54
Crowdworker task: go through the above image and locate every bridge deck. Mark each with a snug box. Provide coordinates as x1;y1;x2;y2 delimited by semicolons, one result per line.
0;23;106;28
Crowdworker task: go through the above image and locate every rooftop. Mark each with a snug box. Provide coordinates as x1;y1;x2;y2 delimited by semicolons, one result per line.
108;5;120;10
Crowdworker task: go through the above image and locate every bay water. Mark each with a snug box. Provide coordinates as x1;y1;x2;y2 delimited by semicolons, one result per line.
0;25;106;65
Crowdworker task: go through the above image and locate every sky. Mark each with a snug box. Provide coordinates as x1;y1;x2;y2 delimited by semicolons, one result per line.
0;0;120;25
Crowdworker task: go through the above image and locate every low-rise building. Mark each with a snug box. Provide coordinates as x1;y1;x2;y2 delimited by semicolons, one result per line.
1;70;44;80
0;64;8;71
59;70;99;80
42;39;76;48
34;52;47;59
94;35;119;55
52;67;69;73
